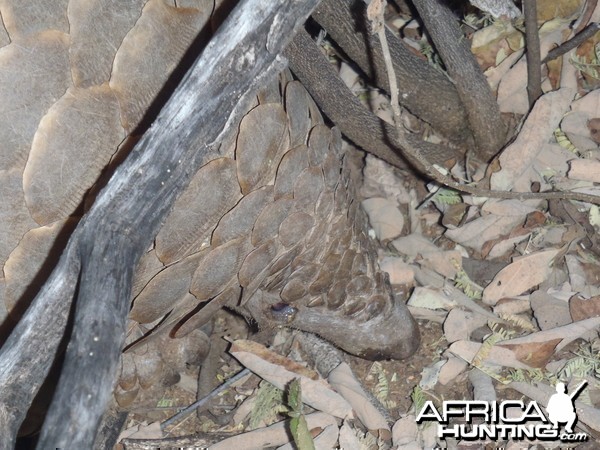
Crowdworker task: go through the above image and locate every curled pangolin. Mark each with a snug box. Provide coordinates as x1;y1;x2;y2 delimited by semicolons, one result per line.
0;0;419;407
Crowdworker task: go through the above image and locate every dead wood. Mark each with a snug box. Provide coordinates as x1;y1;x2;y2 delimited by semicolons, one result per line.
412;0;508;161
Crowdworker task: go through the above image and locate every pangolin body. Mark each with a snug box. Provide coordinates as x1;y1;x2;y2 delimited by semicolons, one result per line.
0;0;419;406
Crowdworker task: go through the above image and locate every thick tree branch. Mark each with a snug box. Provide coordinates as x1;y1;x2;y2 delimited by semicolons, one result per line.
411;0;508;161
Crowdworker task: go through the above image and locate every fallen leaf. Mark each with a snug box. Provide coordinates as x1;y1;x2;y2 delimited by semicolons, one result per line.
499;338;562;368
492;87;575;191
570;294;600;321
362;197;405;241
230;340;353;419
568;159;600;182
208;412;337;450
448;340;533;369
392;415;418;447
530;290;572;330
498;317;600;353
328;362;390;433
117;421;163;441
482;249;561;305
437;356;468;385
443;309;489;343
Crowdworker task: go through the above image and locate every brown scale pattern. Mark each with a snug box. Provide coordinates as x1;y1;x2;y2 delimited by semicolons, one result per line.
0;0;419;406
118;75;420;403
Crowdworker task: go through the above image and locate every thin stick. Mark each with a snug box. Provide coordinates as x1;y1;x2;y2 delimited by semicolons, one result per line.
160;368;251;431
524;0;542;107
542;22;600;64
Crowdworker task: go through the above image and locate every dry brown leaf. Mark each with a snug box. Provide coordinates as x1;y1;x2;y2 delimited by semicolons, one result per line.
492;87;575;191
482;249;561;305
379;256;415;286
448;340;534;369
362;197;404;241
443;309;489;344
445;214;525;254
407;287;456;310
419;249;462;279
499;338;562;368
536;0;584;22
328;362;390;433
493;297;531;316
230;340;353;419
391;233;439;257
498;317;600;353
207;412;338;450
568;159;600;182
392;415;418;447
437;356;468;385
530;290;572;330
570;294;600;321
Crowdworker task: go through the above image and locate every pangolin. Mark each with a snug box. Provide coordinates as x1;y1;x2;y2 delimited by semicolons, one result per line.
0;0;419;406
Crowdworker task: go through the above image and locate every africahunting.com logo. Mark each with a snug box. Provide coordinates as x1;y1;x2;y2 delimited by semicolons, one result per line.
416;381;588;443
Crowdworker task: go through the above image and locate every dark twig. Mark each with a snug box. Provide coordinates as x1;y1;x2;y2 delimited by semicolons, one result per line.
161;368;251;431
524;0;542;107
542;22;600;64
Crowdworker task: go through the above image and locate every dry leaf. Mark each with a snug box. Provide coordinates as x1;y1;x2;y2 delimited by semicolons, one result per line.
437;356;468;385
568;159;600;182
407;287;456;310
379;257;415;286
569;294;600;321
328;362;390;433
482;249;561;305
117;421;163;441
207;412;337;450
499;338;562;368
443;309;489;344
492;88;575;191
445;214;524;254
362;197;405;241
448;340;534;369
392;415;418;447
498;317;600;353
230;340;353;419
530;290;572;330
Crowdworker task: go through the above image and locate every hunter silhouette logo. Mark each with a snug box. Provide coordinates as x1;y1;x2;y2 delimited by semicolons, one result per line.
416;381;588;443
546;381;586;433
